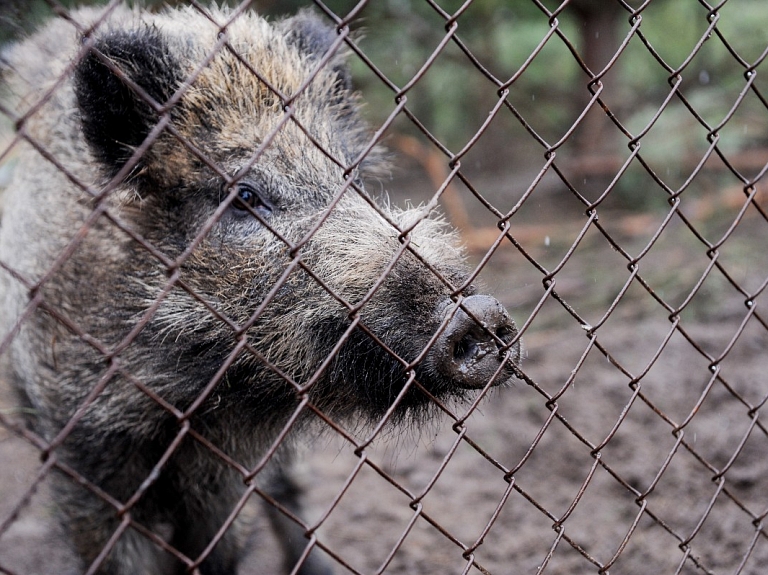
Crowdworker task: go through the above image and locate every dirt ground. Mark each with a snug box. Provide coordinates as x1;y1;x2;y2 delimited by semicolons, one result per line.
2;161;768;575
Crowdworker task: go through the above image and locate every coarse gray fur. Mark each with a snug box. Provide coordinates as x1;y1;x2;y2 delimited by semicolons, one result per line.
0;4;520;574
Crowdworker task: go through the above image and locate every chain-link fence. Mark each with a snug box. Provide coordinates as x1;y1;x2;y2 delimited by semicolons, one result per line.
1;1;768;574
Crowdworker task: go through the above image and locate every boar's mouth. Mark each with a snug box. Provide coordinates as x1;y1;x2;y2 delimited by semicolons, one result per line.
316;296;520;422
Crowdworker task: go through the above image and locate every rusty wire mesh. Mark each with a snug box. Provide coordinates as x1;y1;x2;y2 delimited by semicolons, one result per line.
1;0;768;574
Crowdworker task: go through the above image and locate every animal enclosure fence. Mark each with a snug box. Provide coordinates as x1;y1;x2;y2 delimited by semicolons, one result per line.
1;0;768;574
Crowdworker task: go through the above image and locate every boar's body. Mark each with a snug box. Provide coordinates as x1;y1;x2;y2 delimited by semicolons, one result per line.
0;5;519;575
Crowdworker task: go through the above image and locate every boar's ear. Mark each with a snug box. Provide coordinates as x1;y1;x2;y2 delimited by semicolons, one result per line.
74;28;182;179
281;10;352;95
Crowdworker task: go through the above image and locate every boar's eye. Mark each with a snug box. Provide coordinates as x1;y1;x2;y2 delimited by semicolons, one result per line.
227;183;273;218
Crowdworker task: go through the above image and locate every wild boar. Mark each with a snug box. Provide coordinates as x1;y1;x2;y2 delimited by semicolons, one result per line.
0;5;520;574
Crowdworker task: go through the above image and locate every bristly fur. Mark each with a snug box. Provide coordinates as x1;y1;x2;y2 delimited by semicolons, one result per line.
0;4;518;574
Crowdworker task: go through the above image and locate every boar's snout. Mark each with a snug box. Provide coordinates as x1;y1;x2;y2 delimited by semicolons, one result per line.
432;295;520;389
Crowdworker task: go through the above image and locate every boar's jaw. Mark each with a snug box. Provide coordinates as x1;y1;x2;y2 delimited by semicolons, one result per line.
312;296;520;422
316;321;471;422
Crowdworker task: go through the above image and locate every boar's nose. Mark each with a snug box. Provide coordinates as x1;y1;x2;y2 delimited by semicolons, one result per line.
433;295;520;389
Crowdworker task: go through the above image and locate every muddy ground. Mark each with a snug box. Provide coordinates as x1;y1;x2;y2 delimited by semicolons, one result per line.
1;160;768;575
